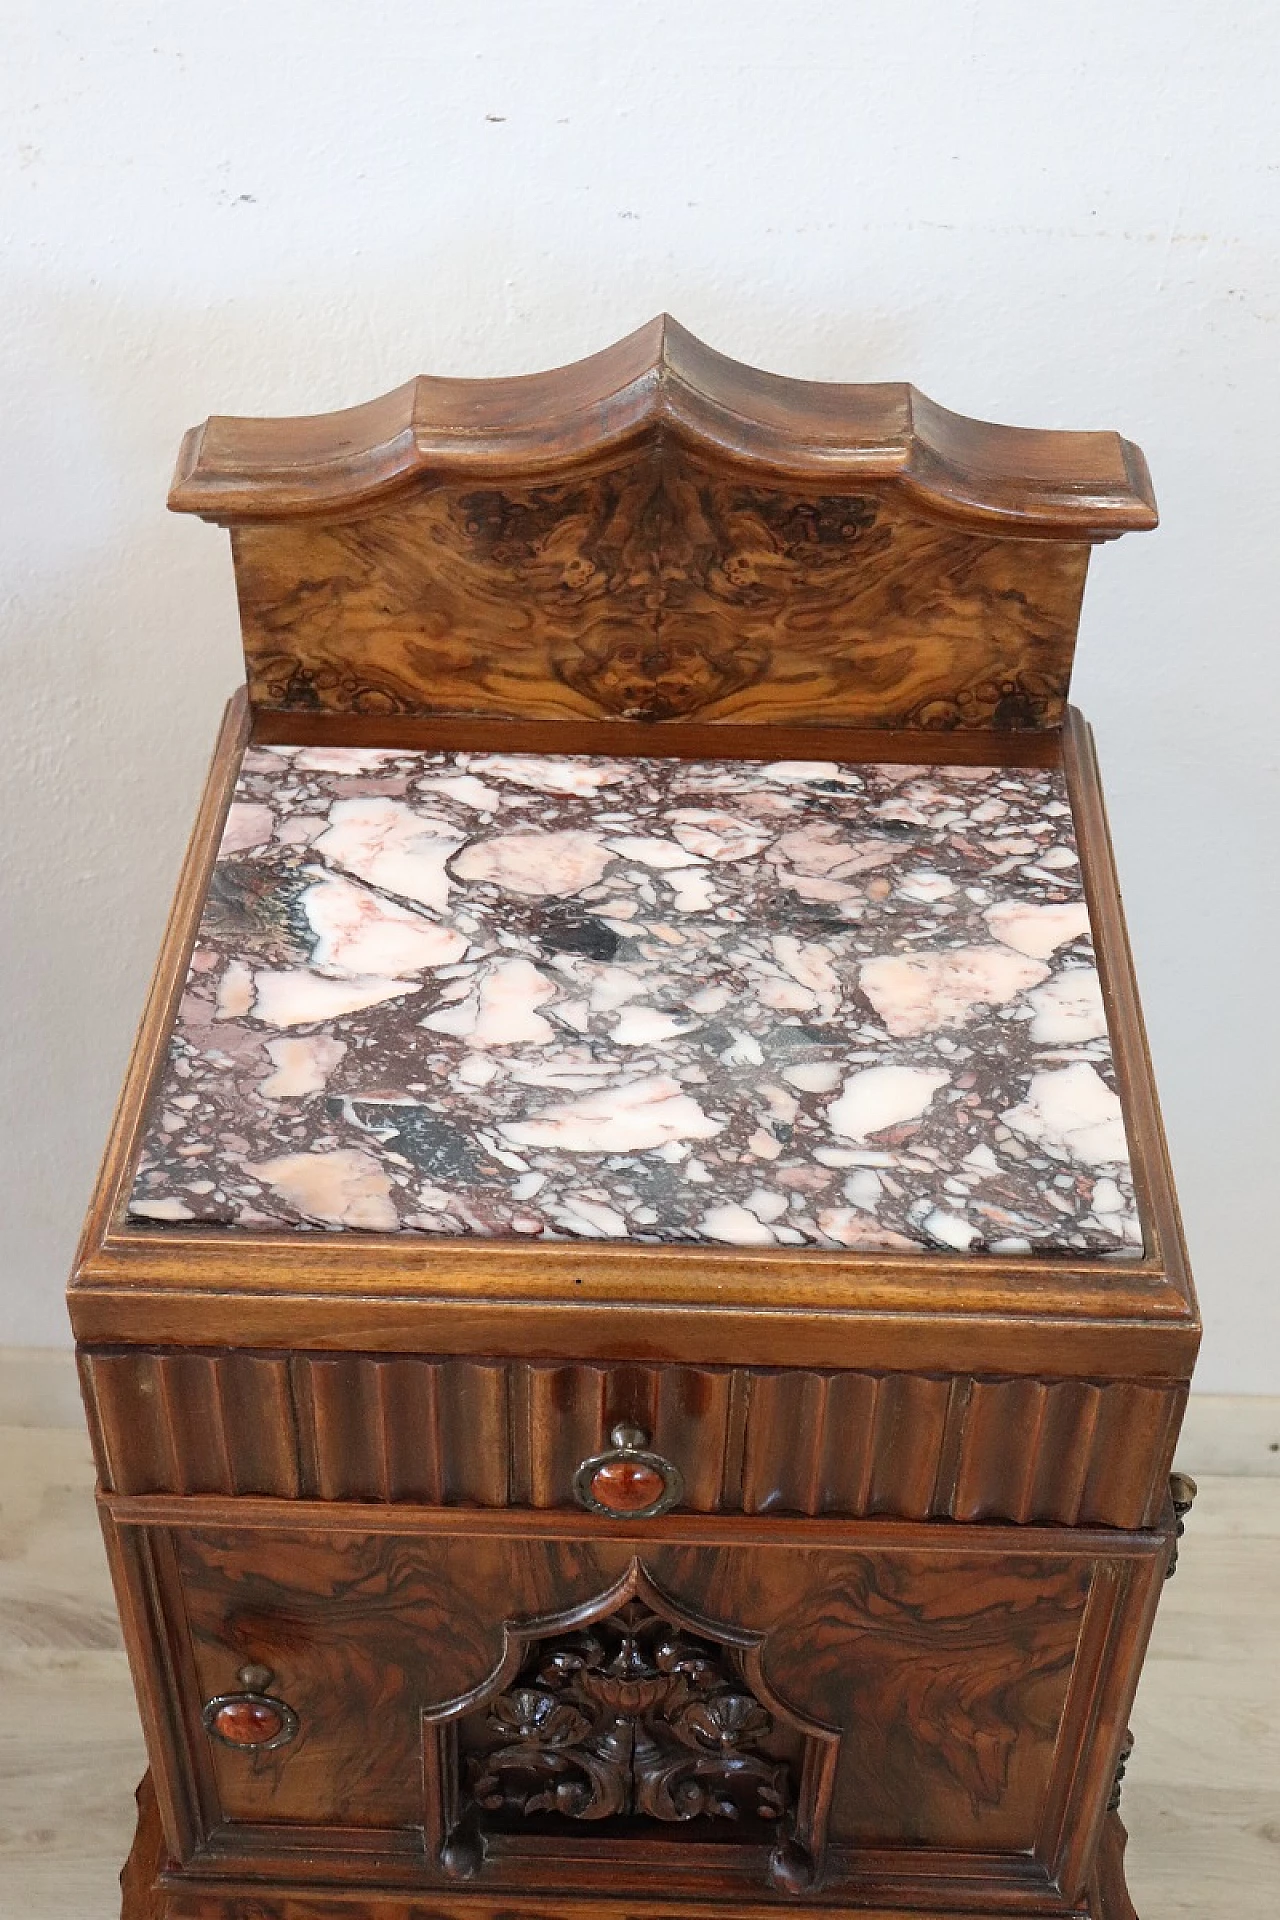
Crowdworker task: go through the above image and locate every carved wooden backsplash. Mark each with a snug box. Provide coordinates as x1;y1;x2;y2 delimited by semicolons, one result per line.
170;318;1157;731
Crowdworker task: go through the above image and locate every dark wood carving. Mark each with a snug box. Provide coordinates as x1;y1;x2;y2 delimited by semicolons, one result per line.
424;1562;835;1893
167;318;1157;732
1107;1728;1135;1812
468;1611;790;1826
78;334;1191;1920
104;1505;1168;1898
80;1346;1186;1530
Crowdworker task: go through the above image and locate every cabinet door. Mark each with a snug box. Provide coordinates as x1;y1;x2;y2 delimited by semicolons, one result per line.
106;1505;1168;1910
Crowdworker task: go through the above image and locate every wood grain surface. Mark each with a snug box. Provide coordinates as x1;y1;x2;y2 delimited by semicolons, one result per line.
80;1345;1186;1530
101;1504;1168;1898
167;319;1158;732
7;1430;1272;1920
225;462;1092;730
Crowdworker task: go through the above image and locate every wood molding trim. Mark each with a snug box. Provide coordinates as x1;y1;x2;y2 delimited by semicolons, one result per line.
80;1347;1187;1530
164;320;1156;732
169;317;1157;537
66;701;1198;1378
13;1353;1267;1477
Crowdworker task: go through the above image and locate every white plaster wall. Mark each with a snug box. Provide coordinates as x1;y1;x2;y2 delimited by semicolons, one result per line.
1;3;1275;1387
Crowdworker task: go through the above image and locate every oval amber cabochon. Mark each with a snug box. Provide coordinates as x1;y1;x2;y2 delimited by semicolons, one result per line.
589;1458;668;1513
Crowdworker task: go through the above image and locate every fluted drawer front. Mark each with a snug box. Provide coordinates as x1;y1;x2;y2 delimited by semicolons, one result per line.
80;1348;1184;1529
509;1360;737;1512
739;1371;1184;1527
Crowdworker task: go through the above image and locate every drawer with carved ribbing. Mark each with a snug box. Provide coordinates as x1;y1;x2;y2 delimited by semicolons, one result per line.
72;321;1198;1920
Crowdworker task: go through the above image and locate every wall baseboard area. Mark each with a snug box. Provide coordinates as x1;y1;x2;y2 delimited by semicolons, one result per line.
0;1345;87;1430
1;1347;1277;1476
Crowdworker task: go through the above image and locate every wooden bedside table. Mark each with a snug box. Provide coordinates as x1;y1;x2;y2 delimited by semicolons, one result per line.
72;318;1198;1920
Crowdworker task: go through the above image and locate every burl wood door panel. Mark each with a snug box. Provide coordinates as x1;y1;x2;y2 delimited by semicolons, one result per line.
109;1507;1168;1906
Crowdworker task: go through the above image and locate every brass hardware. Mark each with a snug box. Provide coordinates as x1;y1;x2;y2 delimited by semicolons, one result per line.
1166;1472;1198;1578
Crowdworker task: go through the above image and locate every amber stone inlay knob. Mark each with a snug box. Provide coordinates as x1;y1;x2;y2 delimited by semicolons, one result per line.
573;1424;683;1519
212;1698;284;1745
202;1687;298;1751
589;1456;667;1513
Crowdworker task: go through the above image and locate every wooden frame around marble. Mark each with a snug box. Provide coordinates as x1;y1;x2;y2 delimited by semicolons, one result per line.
68;696;1196;1383
76;326;1196;1920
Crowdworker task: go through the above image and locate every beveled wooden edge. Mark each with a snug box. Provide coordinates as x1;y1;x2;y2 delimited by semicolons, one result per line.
120;1792;1143;1920
1045;1529;1170;1902
1062;707;1198;1329
101;1487;1176;1557
70;1295;1198;1378
169;315;1157;541
1090;1813;1140;1920
254;710;1064;766
100;1515;209;1865
69;697;1198;1371
120;1772;166;1920
72;689;252;1273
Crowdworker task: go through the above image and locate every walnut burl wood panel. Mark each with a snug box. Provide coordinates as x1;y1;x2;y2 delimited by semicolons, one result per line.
80;1347;1185;1529
169;318;1156;732
109;1512;1166;1899
225;467;1091;731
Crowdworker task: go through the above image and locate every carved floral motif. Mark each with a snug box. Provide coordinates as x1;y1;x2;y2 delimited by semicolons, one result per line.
467;1599;793;1831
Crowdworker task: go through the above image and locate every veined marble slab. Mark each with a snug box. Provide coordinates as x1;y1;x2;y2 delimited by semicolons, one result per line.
128;747;1142;1257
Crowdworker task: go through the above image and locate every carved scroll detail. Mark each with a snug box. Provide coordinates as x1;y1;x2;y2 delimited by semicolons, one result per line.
468;1599;791;1828
1108;1729;1135;1812
421;1560;838;1893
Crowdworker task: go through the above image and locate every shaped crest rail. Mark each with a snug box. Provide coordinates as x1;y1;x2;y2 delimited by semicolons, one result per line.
169;318;1156;732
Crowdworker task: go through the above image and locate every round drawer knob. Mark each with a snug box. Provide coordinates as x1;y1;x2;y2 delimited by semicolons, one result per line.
589;1456;668;1512
574;1424;683;1519
203;1683;298;1751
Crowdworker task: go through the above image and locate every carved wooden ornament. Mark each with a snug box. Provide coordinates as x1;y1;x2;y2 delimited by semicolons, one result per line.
169;317;1156;732
77;324;1191;1920
421;1558;839;1892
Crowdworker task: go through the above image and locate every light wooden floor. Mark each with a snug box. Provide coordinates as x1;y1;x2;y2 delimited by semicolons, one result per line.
1;1425;1276;1919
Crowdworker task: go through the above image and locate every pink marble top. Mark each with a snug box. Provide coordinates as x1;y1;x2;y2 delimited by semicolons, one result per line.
128;746;1141;1258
